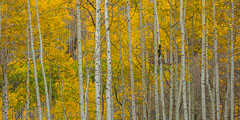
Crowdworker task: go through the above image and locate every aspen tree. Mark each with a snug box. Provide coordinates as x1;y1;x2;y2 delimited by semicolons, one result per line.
126;0;136;119
95;0;102;119
224;7;230;120
212;1;220;119
105;0;113;118
201;0;207;118
169;0;174;119
1;4;8;120
205;8;215;120
139;0;147;119
35;0;51;119
27;0;42;119
153;0;159;119
154;0;166;118
230;0;235;119
76;0;85;119
84;36;90;120
118;4;125;120
26;25;30;120
180;0;188;119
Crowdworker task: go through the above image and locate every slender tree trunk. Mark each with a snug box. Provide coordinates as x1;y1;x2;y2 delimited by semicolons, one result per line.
205;10;215;120
58;68;67;120
153;1;159;119
187;37;191;120
169;0;174;119
201;0;206;119
230;1;235;119
126;1;136;119
117;4;125;120
174;0;179;115
224;7;230;120
212;1;220;119
76;0;85;119
180;0;188;119
95;0;101;119
2;47;8;120
34;0;51;119
49;67;52;111
105;0;113;118
153;0;166;119
1;4;9;120
26;24;30;120
139;0;147;119
27;0;42;119
84;36;90;120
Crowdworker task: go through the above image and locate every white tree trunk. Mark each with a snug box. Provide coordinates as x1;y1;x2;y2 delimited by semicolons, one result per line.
224;8;230;120
105;0;113;118
205;9;216;120
201;0;206;119
118;4;125;120
95;0;101;119
84;36;90;120
58;68;67;120
154;1;166;119
27;0;42;119
180;0;188;119
1;5;8;120
139;0;147;119
35;0;51;119
153;0;159;119
230;1;235;119
26;24;30;120
169;0;174;119
76;0;85;119
126;1;136;119
212;1;220;119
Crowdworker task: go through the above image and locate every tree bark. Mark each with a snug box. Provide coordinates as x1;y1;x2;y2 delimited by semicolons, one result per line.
139;0;147;119
230;1;235;119
126;1;136;119
84;36;90;120
212;1;220;119
26;23;30;120
76;0;85;119
35;0;51;119
201;0;206;119
180;0;188;119
27;0;42;119
95;0;101;119
105;0;113;118
153;0;159;119
169;0;174;119
118;4;125;120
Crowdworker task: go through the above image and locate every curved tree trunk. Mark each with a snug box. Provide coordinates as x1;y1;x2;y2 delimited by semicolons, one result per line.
27;0;42;119
34;0;51;119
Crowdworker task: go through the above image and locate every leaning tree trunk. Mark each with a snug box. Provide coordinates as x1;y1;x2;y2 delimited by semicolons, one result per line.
118;4;125;120
201;0;206;119
212;1;220;119
126;1;136;119
35;0;51;119
76;0;85;119
230;0;235;119
95;0;101;119
105;0;113;118
27;0;42;119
